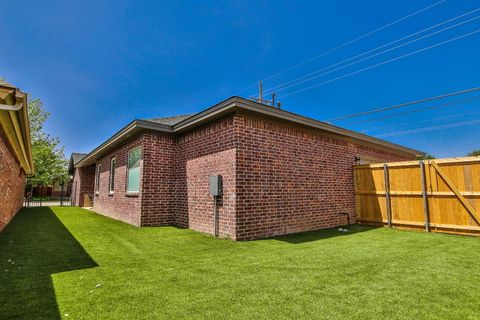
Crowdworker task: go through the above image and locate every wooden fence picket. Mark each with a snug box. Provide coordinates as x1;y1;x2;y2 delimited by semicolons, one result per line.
354;157;480;236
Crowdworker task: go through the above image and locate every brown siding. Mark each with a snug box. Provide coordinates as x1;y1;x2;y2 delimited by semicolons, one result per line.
0;126;26;231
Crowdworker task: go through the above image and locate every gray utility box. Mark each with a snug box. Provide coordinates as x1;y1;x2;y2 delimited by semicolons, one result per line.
209;175;223;196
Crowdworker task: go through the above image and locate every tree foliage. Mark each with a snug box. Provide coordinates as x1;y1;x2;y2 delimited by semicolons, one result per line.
28;98;68;185
29;98;50;142
416;153;435;160
467;150;480;157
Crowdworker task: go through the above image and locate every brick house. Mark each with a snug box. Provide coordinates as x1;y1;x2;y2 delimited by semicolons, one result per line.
68;152;88;204
71;97;422;240
0;80;34;231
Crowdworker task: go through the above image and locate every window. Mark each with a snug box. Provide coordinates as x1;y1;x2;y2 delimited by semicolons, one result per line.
127;147;141;192
109;158;116;194
95;164;101;193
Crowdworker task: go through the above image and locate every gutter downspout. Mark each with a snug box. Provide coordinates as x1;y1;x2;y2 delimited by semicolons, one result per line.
0;103;23;111
9;109;31;173
0;102;32;174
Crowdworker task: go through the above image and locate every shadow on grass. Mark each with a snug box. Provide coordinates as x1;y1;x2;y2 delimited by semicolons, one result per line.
273;224;379;244
0;207;97;320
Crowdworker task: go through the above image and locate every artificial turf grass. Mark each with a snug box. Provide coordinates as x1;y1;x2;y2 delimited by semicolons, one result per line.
1;207;480;319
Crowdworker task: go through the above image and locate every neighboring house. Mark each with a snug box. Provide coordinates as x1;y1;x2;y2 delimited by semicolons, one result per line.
0;80;33;230
71;96;423;240
68;152;88;205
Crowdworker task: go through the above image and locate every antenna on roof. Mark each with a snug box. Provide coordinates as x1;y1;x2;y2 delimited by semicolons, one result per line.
259;81;263;101
250;81;282;109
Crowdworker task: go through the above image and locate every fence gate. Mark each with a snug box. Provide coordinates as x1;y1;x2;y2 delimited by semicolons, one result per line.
354;157;480;236
24;182;73;207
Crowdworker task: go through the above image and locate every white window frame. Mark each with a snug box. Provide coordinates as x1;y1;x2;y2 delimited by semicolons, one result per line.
95;163;101;194
109;157;116;194
126;147;141;193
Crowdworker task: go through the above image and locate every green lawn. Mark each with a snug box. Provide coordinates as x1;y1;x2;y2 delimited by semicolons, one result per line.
1;207;480;319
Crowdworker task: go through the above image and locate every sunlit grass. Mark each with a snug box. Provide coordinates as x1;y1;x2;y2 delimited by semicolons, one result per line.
1;207;480;319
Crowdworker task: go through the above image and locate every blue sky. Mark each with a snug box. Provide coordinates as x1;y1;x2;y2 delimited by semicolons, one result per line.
1;0;479;158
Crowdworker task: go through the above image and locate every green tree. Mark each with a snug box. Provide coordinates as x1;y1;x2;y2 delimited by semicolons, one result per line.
416;153;436;160
28;98;68;186
467;150;480;157
28;98;50;142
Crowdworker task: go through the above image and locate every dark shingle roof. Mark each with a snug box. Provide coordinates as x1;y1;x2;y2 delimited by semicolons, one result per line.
71;153;88;165
145;114;193;126
75;97;425;168
68;153;88;174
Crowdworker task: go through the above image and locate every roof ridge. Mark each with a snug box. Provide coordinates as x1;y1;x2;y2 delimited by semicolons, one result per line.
144;113;195;126
147;113;194;120
76;96;424;167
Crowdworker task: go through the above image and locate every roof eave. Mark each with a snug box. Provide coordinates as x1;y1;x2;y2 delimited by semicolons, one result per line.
75;120;173;167
77;96;424;167
0;84;34;175
174;97;424;157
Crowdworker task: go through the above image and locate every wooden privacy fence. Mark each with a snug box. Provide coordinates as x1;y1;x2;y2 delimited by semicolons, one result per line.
354;157;480;236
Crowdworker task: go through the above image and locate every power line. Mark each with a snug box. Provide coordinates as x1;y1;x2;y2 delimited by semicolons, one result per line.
270;14;480;95
239;0;446;93
264;8;480;95
350;97;480;123
376;118;480;137
328;87;480;122
278;29;480;99
363;108;480;133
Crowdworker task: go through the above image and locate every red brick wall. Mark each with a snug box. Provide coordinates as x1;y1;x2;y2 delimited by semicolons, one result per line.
93;117;238;235
92;135;143;226
72;165;95;207
72;169;80;205
174;116;238;236
0;126;26;231
79;131;179;228
186;148;236;239
140;132;176;226
234;113;413;240
72;111;414;240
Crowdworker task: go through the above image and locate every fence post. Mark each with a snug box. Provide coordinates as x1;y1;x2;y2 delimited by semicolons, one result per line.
383;163;392;227
420;161;431;232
